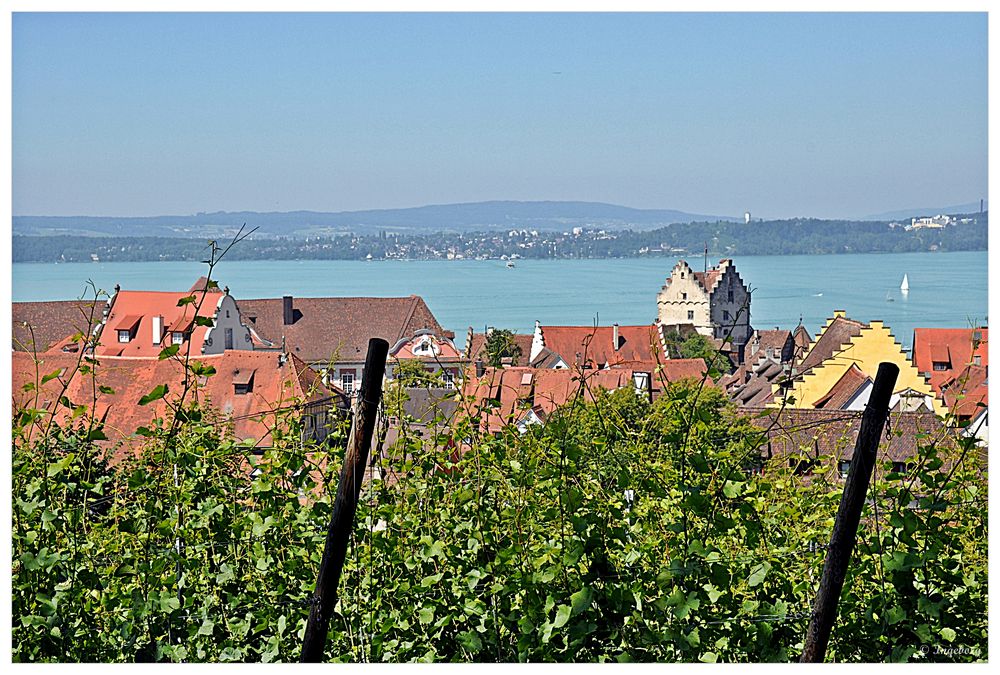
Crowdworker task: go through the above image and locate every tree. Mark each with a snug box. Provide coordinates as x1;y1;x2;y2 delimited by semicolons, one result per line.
483;329;523;367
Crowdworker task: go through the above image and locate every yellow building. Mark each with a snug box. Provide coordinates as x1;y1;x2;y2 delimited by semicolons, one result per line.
774;310;946;416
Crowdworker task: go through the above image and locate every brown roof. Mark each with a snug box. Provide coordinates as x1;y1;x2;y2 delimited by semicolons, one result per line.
13;299;108;353
723;354;786;408
238;295;445;364
744;407;950;463
813;363;871;409
745;329;793;365
795;313;865;376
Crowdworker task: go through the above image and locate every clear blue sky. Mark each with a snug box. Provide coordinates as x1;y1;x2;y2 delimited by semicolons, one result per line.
12;12;988;219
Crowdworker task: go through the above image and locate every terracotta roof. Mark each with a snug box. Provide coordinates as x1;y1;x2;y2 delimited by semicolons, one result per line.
796;314;866;376
11;350;346;464
813;363;871;409
912;327;988;392
462;366;651;433
939;364;988;420
98;289;223;357
13;299;108;353
538;324;665;368
238;295;444;364
744;407;951;463
465;331;534;366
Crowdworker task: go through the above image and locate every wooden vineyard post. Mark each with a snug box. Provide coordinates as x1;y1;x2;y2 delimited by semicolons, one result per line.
800;361;899;663
300;337;389;663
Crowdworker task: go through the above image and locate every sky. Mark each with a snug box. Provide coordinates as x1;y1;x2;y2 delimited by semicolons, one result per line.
11;11;989;219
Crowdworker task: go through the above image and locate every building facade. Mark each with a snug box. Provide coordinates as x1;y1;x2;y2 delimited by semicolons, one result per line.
656;258;752;353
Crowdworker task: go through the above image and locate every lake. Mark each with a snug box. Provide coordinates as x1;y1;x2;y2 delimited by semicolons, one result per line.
12;251;988;350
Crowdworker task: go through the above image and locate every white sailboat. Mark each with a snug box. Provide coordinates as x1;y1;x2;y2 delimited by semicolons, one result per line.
900;274;910;294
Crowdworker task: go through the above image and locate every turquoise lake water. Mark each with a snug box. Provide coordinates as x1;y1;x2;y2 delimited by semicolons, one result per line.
12;251;988;350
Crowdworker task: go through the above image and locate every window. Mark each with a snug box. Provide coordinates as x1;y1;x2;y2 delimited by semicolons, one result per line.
932;362;949;371
118;330;131;343
687;310;695;321
973;355;982;366
891;461;912;476
838;460;851;479
233;370;255;395
443;370;456;390
728;289;734;303
973;330;982;341
171;332;184;345
681;292;687;300
225;328;234;350
341;372;355;394
723;310;731;321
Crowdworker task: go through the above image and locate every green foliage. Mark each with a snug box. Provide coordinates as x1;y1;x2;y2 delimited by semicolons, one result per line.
483;329;523;368
12;370;987;662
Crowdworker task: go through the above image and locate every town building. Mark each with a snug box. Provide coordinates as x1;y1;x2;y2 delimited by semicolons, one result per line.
773;310;946;415
656;258;752;358
911;327;988;393
11;349;348;464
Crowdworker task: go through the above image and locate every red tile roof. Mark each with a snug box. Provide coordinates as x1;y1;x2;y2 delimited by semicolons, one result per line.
237;295;444;364
912;327;988;392
462;366;650;433
693;269;722;293
11;350;345;464
97;289;223;357
939;364;988;420
538;324;665;368
13;299;108;353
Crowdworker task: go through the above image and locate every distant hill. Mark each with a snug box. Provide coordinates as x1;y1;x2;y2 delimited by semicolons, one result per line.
12;201;737;238
862;202;987;221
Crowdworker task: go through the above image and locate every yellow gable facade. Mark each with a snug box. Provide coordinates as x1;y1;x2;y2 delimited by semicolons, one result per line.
775;312;946;415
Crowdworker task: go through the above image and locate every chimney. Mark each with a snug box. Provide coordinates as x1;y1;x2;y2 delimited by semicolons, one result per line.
282;295;294;325
152;315;162;345
613;323;620;351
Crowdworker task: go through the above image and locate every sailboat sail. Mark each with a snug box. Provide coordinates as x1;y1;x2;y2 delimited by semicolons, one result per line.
901;274;909;292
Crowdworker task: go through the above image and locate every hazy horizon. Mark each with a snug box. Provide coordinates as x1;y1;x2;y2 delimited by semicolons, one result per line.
13;12;988;220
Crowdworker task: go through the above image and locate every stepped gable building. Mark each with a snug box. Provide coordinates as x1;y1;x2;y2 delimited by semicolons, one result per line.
236;294;450;394
656;258;752;358
13;299;108;354
11;350;348;464
774;310;946;416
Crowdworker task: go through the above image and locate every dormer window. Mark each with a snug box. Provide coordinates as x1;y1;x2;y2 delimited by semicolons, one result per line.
233;369;255;395
114;315;141;343
171;332;184;345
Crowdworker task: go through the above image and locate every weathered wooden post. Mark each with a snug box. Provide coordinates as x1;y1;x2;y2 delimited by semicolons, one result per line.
301;337;389;663
800;361;899;662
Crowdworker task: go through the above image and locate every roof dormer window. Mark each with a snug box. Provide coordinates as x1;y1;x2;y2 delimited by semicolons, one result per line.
233;369;255;395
